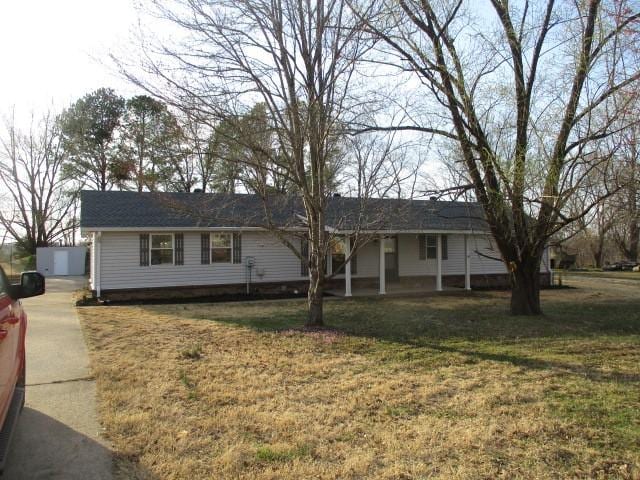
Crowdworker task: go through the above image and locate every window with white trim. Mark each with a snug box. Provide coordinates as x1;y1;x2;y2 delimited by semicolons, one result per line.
150;234;174;265
211;233;232;263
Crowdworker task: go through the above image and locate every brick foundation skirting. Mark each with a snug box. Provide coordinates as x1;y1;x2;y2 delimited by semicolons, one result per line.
97;280;313;301
443;273;551;289
96;272;550;301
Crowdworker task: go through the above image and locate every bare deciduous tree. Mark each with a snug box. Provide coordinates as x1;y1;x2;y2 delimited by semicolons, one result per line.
612;119;640;262
0;112;79;255
342;131;424;199
167;111;215;192
353;0;640;314
120;0;378;326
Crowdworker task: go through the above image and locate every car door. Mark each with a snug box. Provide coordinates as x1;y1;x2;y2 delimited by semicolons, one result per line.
0;269;19;424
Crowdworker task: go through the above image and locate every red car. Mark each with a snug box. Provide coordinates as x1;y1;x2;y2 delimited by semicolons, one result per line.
0;267;45;473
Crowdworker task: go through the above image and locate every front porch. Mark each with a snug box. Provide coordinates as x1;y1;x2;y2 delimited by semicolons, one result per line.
327;278;465;298
331;233;474;298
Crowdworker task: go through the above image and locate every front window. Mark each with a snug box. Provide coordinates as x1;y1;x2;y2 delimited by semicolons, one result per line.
150;234;174;265
426;235;437;259
331;239;346;274
211;233;232;263
426;235;448;260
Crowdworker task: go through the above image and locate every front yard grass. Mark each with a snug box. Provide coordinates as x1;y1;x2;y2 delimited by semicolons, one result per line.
561;270;640;281
78;281;640;479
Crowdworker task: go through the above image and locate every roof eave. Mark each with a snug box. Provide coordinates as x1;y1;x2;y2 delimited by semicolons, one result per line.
81;226;490;235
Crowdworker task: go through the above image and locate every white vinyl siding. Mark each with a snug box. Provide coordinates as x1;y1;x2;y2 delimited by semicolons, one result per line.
440;234;466;274
541;246;551;274
94;231;549;291
467;235;508;274
331;239;379;279
398;234;508;276
398;234;436;276
99;231;306;290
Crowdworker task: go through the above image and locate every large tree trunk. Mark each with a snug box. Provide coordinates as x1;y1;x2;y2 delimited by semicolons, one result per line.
626;173;638;262
307;268;324;327
626;143;638;262
305;214;326;327
509;259;542;315
629;220;639;262
594;246;604;268
592;234;606;268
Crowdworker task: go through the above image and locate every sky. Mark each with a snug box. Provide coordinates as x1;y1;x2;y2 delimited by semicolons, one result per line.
0;0;141;117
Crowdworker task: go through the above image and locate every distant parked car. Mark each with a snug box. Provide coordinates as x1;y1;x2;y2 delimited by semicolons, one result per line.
603;261;639;271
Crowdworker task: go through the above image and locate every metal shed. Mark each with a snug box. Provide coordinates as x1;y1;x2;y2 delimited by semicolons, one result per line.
36;246;87;277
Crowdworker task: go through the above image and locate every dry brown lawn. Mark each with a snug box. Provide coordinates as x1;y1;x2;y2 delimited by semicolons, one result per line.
78;278;640;480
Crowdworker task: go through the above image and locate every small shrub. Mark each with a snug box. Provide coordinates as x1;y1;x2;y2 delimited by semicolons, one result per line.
180;344;203;360
178;369;200;401
187;390;199;401
178;369;195;389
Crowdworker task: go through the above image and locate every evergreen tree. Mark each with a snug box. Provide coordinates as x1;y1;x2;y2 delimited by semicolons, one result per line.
58;88;125;190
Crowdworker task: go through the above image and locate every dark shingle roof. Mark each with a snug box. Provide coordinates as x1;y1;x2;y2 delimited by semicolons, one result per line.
80;191;489;232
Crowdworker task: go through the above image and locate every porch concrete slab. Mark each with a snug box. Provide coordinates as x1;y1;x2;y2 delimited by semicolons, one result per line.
327;284;464;297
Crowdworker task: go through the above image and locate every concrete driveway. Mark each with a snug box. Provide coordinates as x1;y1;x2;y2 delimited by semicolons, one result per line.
3;276;112;479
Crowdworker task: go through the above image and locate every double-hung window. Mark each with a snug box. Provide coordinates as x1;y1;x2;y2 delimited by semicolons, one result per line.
426;235;437;259
211;233;232;263
150;234;174;265
425;235;448;260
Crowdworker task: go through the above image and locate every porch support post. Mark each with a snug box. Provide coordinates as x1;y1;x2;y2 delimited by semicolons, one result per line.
95;231;102;298
379;234;386;295
344;235;352;297
464;234;471;290
436;234;443;291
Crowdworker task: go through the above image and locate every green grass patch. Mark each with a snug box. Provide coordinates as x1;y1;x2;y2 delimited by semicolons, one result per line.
562;270;640;281
180;344;203;360
255;444;311;462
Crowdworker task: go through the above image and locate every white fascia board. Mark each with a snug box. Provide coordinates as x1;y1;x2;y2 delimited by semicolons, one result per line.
80;226;304;233
81;226;490;235
334;229;491;235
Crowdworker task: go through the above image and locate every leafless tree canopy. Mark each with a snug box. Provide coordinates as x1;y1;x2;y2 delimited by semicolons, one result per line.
0;112;79;254
121;0;394;325
109;0;640;317
350;0;640;314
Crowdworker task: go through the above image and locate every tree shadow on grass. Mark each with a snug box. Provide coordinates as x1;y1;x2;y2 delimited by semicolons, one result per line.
412;341;640;383
192;292;640;384
202;292;640;340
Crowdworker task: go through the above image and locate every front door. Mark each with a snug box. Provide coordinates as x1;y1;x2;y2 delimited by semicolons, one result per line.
384;236;398;282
